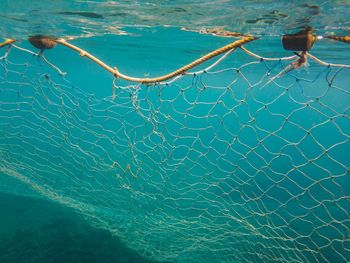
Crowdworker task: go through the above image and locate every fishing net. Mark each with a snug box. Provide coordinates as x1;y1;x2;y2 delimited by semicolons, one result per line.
0;34;349;263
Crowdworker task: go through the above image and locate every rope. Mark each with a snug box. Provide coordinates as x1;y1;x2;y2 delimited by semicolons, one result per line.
55;36;257;84
306;52;350;68
0;39;16;48
240;46;297;61
325;35;350;43
2;34;349;85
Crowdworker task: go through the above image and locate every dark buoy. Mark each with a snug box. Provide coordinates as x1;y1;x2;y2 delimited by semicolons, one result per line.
282;27;316;51
28;35;57;50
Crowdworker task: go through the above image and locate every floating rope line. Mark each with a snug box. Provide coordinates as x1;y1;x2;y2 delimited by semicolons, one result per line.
325;35;350;43
55;36;258;84
0;31;349;86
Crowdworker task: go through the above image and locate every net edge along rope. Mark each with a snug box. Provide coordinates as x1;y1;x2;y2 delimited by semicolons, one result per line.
0;31;349;88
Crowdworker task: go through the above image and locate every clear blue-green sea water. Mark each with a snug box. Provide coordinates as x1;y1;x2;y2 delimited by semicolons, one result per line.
0;1;350;263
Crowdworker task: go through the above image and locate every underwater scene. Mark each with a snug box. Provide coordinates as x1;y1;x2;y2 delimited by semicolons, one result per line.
0;1;349;263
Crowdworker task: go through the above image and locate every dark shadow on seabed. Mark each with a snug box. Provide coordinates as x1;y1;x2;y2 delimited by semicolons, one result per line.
0;192;163;263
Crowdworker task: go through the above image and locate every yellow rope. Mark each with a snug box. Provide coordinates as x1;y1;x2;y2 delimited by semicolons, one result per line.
325;35;350;43
0;38;16;48
55;36;257;84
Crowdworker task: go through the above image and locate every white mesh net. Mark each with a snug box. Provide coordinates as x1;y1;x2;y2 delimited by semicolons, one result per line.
0;39;349;263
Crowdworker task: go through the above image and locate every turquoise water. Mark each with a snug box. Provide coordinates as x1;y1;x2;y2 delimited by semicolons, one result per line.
0;0;349;38
1;1;350;263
